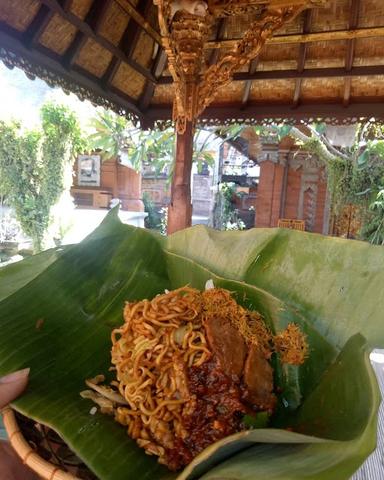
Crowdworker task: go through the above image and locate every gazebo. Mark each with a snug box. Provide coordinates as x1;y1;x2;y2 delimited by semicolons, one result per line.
1;0;384;232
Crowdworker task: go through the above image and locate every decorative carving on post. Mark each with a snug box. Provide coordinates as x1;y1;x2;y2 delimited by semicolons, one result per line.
155;0;214;133
208;0;264;17
197;6;303;116
154;0;327;133
170;9;214;133
208;0;327;17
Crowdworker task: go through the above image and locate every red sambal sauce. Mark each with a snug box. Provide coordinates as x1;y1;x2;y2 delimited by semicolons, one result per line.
165;357;251;471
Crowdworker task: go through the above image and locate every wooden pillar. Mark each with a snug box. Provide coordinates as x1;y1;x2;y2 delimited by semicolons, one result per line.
167;121;194;234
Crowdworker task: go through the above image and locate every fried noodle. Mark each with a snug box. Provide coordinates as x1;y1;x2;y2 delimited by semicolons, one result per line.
110;287;209;465
82;285;308;470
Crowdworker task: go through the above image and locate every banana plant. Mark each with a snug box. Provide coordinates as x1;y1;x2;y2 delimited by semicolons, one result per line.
89;110;219;175
88;110;130;160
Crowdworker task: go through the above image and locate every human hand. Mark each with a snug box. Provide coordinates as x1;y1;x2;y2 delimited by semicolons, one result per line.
0;368;38;480
0;369;29;409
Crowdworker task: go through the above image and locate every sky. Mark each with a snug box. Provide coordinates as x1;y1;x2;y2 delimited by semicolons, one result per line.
0;62;98;131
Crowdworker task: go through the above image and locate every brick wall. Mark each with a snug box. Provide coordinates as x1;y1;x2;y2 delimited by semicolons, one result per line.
255;161;277;227
270;163;285;228
255;148;330;234
283;168;301;220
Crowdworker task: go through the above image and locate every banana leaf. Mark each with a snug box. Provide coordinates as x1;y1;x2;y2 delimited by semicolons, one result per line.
0;209;382;480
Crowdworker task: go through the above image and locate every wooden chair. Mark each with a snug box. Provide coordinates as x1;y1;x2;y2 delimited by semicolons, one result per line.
277;219;305;231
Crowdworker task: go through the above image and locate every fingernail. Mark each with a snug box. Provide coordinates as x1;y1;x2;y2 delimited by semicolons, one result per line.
0;368;30;384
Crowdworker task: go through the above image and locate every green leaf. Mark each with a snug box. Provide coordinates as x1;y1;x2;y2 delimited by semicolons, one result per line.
277;125;293;139
0;246;67;302
242;412;269;429
166;225;384;348
314;123;327;135
357;149;369;166
0;212;382;480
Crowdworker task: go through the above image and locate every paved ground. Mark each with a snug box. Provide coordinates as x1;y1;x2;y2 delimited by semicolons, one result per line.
62;209;209;244
352;350;384;479
61;208;148;244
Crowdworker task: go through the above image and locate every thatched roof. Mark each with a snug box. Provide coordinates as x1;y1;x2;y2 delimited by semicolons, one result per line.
1;0;384;127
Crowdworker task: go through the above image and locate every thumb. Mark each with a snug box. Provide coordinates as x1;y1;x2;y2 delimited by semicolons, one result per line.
0;369;30;409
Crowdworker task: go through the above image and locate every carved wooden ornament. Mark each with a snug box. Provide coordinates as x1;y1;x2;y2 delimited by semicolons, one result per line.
154;0;328;133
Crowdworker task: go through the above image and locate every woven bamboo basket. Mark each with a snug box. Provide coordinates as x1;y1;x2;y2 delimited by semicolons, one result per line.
2;407;80;480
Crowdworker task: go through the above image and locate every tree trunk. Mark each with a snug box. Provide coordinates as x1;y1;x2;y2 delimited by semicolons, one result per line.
167;122;194;234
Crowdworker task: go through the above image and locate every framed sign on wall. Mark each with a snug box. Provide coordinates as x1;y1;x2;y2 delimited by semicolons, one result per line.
77;155;101;187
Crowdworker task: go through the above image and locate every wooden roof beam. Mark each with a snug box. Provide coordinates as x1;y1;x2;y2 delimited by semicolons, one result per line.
58;0;72;10
22;5;54;46
63;0;111;68
205;26;384;48
62;31;87;68
343;0;360;107
101;57;120;89
39;0;156;83
208;19;227;66
236;65;384;81
240;4;310;108
153;50;168;77
159;64;384;84
241;58;259;108
145;102;384;123
139;49;168;112
292;9;313;108
101;0;153;93
115;0;162;45
121;0;153;58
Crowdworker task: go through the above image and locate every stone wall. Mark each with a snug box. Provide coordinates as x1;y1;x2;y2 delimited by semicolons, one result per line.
141;176;170;206
192;174;212;216
142;174;213;217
